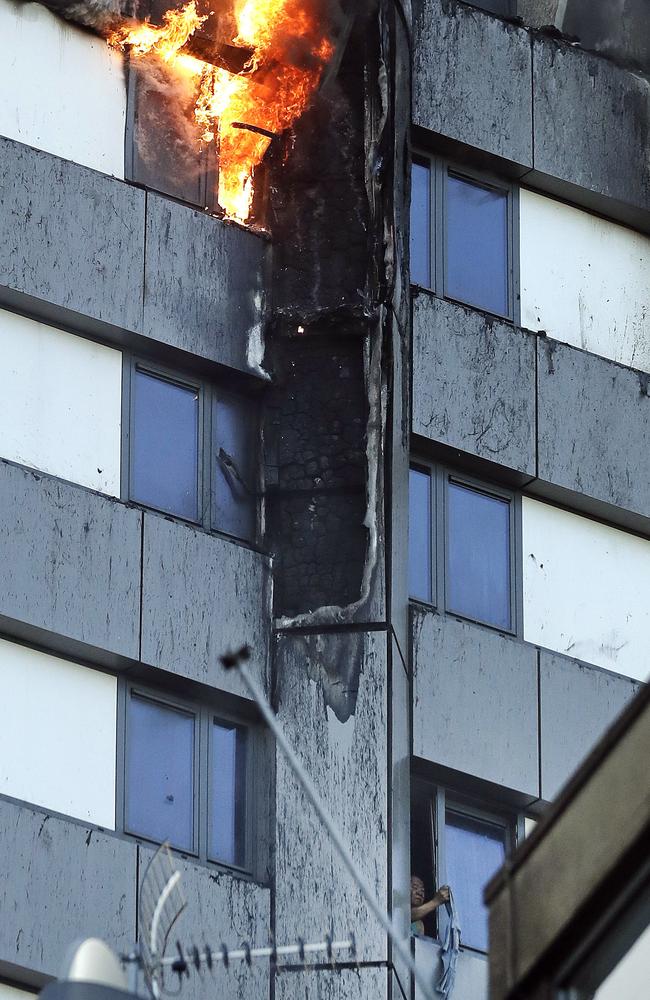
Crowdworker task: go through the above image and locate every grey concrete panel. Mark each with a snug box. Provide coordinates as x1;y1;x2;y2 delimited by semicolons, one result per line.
274;631;388;962
140;512;271;699
0;461;141;659
275;968;386;1000
139;849;269;1000
540;651;641;800
0;798;136;979
412;295;536;475
413;0;533;166
143;195;267;375
533;38;650;212
0;137;144;333
537;338;650;517
412;608;539;796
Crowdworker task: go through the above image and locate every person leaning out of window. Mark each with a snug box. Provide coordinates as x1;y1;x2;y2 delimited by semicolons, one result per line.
410;875;450;936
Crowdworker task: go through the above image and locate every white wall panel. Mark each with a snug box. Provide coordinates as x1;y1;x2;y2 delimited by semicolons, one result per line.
0;0;126;177
0;309;122;495
520;189;650;371
523;497;650;681
0;986;36;1000
0;639;117;828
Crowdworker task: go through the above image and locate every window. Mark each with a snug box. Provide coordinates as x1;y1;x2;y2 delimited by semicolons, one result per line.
131;369;200;521
125;359;258;544
411;781;520;952
122;684;260;874
409;156;518;320
409;463;519;633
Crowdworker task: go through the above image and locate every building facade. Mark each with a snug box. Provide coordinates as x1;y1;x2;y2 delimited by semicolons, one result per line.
0;2;647;1000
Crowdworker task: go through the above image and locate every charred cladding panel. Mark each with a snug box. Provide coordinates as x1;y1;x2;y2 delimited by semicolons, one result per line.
266;335;368;618
413;0;533;168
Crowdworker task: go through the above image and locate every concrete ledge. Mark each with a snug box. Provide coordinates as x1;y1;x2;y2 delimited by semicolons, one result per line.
413;0;533;167
411;607;539;798
539;650;641;800
0;797;136;981
537;338;650;519
139;848;270;1000
0;460;141;661
143;195;267;372
0;137;267;377
0;136;144;333
140;512;272;700
533;36;650;217
412;295;536;476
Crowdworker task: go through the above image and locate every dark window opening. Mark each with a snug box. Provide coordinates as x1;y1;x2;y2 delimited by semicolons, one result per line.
411;792;439;940
212;393;258;543
461;0;516;15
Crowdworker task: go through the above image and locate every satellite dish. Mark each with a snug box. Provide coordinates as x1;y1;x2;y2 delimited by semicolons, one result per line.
61;939;128;991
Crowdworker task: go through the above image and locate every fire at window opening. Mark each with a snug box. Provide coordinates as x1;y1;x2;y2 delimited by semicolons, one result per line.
108;0;335;223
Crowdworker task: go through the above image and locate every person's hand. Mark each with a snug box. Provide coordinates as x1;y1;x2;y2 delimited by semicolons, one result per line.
435;885;450;905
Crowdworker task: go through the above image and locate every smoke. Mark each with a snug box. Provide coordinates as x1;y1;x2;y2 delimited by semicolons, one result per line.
561;0;650;73
36;0;125;35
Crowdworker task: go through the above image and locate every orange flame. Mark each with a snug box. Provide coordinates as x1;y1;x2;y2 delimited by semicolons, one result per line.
109;0;333;222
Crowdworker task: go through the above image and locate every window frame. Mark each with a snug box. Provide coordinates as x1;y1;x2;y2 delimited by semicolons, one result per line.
117;678;261;877
121;354;259;547
412;780;523;953
409;460;522;636
410;153;520;324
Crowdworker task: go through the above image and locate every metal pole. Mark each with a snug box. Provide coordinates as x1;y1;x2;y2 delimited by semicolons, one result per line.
233;659;434;1000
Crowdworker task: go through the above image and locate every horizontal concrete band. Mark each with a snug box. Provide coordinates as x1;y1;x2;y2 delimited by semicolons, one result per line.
411;607;640;802
0;136;267;377
413;0;650;225
0;796;270;1000
0;459;271;700
413;295;650;530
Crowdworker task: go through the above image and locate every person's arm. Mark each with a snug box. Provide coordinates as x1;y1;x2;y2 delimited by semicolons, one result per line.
411;885;450;921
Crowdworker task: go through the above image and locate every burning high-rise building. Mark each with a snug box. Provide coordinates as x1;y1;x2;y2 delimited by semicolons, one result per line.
0;1;648;999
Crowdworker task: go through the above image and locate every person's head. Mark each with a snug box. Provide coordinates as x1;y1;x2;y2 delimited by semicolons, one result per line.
411;875;425;906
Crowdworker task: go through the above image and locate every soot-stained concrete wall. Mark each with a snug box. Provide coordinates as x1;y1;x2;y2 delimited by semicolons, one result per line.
0;135;267;376
412;294;536;476
274;631;388;961
413;0;533;168
411;607;539;797
0;460;141;662
140;511;272;699
0;798;136;982
265;333;369;618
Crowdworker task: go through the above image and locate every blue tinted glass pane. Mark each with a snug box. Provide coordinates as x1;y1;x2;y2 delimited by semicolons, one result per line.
126;695;194;851
446;811;506;952
445;174;508;315
409;467;432;601
447;481;511;629
132;370;199;520
210;722;246;866
212;394;256;542
410;161;431;287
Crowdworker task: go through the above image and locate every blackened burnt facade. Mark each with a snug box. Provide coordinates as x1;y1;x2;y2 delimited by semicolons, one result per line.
0;2;648;1000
